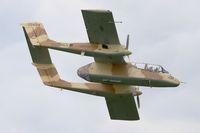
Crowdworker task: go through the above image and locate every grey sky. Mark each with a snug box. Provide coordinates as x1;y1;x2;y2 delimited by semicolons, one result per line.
0;0;200;133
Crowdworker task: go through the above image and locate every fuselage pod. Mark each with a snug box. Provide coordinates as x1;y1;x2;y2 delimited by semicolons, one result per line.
77;62;180;87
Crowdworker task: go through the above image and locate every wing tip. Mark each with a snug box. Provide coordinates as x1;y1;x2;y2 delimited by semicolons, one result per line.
110;117;140;121
81;9;111;13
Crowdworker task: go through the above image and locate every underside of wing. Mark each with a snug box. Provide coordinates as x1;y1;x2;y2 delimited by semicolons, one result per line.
82;10;120;45
105;94;140;120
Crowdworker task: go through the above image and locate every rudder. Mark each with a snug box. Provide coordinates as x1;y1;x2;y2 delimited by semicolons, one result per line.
22;23;60;84
21;23;52;64
21;23;49;45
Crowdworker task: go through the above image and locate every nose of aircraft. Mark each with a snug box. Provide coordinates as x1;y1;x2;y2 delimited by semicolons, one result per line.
167;75;180;87
77;66;90;81
173;78;180;87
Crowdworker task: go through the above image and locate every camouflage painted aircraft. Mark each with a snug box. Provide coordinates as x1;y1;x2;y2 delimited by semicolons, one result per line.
21;10;180;121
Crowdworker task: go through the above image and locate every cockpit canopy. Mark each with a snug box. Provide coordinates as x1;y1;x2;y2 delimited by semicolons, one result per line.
133;63;169;73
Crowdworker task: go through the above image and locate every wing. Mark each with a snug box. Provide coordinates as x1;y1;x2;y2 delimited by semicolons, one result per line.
82;10;120;44
105;94;140;120
82;10;125;63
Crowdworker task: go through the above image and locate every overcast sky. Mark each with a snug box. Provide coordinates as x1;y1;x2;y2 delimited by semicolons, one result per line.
0;0;200;133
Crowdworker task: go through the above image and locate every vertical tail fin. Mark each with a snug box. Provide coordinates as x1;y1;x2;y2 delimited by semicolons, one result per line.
22;23;60;84
21;23;49;45
21;22;52;64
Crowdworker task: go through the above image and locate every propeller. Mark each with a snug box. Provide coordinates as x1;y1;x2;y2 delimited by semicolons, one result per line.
125;34;131;62
136;95;140;109
126;34;130;49
135;87;141;109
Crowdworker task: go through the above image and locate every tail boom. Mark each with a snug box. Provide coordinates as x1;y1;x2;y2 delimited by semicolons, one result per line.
32;63;138;97
21;22;131;62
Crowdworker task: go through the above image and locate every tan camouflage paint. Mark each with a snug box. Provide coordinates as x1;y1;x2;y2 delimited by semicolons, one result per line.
88;62;161;79
84;62;179;85
32;63;141;96
21;23;131;57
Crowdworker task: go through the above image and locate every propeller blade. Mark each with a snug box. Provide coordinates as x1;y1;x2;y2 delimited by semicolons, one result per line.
126;34;130;49
136;96;140;109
